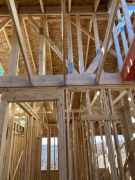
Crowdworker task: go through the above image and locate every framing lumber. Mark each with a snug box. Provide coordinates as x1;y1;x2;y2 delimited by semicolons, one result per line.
24;116;33;180
46;21;53;74
101;89;118;180
112;24;123;71
96;0;120;83
81;115;119;120
0;17;11;32
71;20;117;57
117;8;128;56
39;0;44;13
0;100;9;179
27;15;78;74
66;90;72;180
3;27;11;50
121;0;134;44
76;15;84;74
23;18;37;73
8;28;20;76
67;15;73;64
6;0;34;85
61;0;66;84
85;19;92;70
39;16;46;75
94;0;100;12
18;102;42;123
0;73;124;87
2;103;16;180
108;89;125;180
68;0;71;12
0;6;108;16
113;90;127;105
86;89;98;180
92;14;101;73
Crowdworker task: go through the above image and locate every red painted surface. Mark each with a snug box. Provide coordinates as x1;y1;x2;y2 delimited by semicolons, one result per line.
121;36;135;82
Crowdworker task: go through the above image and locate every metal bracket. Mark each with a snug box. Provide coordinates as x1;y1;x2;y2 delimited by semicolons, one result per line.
62;79;67;85
39;28;44;35
68;62;74;73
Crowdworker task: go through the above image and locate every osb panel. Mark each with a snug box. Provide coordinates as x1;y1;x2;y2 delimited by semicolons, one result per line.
0;17;119;76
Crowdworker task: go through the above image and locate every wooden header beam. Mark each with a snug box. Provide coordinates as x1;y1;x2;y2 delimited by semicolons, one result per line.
0;73;125;88
81;115;119;121
0;6;108;16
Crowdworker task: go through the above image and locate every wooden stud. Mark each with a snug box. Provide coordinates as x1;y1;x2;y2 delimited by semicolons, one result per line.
23;18;37;73
66;90;72;180
2;103;16;180
61;0;66;84
6;0;34;85
8;17;22;76
76;15;84;74
39;16;46;75
108;88;125;180
24;116;33;180
67;15;73;65
85;19;92;70
0;99;9;180
86;89;98;180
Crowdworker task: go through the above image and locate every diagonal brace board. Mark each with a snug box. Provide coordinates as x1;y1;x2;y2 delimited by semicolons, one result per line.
85;9;133;74
27;15;78;74
96;0;120;83
0;17;11;32
6;0;34;85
